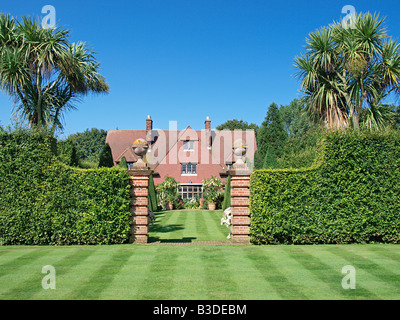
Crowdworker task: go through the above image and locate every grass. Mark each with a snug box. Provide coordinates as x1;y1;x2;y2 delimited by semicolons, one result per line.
1;210;400;300
148;209;230;243
1;244;400;299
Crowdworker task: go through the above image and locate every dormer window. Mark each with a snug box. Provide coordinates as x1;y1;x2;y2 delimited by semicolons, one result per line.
184;140;194;151
181;163;197;175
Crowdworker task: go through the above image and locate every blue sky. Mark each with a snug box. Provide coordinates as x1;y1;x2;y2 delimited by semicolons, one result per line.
1;0;400;138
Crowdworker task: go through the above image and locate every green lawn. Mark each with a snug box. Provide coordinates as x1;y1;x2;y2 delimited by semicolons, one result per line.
1;210;400;300
148;210;230;243
1;243;400;300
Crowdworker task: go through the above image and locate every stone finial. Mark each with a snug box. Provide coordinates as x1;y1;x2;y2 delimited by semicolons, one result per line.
132;138;149;168
232;139;249;170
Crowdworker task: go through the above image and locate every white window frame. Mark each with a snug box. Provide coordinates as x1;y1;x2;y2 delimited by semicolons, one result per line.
178;184;203;199
181;163;197;176
183;140;194;151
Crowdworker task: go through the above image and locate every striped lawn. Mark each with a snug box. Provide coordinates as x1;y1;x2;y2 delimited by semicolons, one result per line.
1;244;400;299
148;210;230;242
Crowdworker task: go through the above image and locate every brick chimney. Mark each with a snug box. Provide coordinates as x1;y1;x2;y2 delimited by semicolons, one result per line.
146;115;153;146
205;116;211;149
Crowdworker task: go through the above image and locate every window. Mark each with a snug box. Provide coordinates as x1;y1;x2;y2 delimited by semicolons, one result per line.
184;140;194;151
178;184;203;199
181;163;197;175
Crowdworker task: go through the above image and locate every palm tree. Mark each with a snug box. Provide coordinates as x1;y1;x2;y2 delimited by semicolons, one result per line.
295;12;400;130
0;14;109;133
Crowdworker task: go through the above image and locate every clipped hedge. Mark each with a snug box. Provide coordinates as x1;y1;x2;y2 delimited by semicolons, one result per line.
0;128;131;245
250;130;400;244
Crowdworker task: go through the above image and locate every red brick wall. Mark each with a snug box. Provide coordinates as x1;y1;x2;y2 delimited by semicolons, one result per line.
129;175;150;244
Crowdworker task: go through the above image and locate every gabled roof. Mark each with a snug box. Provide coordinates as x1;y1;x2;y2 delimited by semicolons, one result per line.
105;128;257;170
178;126;199;141
115;146;138;163
105;130;146;165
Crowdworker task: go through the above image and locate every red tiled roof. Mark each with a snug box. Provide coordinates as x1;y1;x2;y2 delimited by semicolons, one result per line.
105;125;257;185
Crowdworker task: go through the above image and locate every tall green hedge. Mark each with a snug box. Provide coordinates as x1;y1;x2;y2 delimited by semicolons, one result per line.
0;128;131;245
250;130;400;244
222;175;231;210
148;174;158;212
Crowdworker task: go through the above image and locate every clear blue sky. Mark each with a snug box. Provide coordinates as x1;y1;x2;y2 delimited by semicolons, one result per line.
1;0;400;138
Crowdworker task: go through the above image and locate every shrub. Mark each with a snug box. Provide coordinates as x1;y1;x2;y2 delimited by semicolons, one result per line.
98;143;114;168
202;176;223;203
118;156;128;169
222;175;231;210
156;176;179;209
0;128;131;245
183;198;200;209
250;129;400;244
57;139;79;167
148;174;158;212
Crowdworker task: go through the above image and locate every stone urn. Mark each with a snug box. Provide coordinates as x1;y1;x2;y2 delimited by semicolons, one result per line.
232;139;247;166
132;138;149;167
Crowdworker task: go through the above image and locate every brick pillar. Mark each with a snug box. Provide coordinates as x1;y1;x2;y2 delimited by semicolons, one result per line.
226;140;252;244
228;172;251;244
128;169;152;244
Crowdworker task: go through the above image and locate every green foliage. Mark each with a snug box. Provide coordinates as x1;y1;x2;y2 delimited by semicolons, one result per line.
216;119;258;134
253;150;264;170
278;127;323;169
156;176;179;207
250;129;400;244
182;198;200;209
262;147;279;169
66;128;107;162
202;176;223;203
78;159;98;169
98;143;114;168
222;175;231;210
57;139;79;167
118;156;128;169
257;102;288;160
294;13;400;130
0;14;109;133
148;174;158;212
0;128;131;245
280;98;316;136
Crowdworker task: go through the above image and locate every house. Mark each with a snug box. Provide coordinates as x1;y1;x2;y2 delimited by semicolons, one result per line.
105;116;257;199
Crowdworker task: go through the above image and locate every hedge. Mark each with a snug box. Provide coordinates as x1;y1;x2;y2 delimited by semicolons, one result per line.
0;128;131;245
250;129;400;244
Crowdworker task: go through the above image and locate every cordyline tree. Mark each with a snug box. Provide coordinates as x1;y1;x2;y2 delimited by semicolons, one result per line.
0;14;109;134
295;12;400;130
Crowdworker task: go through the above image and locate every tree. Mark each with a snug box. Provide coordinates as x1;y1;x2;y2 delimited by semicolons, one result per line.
294;12;400;130
257;102;288;160
222;175;231;210
216;119;258;135
262;147;279;169
148;174;158;212
57;139;79;167
118;156;128;169
67;128;107;162
98;144;114;168
253;150;264;170
280;98;316;136
0;14;109;134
